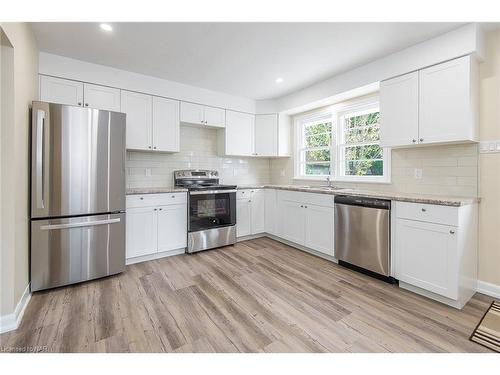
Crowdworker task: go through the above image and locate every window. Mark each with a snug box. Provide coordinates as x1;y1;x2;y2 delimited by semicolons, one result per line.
297;115;332;177
294;96;390;182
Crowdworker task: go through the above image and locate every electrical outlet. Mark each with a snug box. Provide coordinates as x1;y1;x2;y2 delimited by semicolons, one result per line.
414;168;423;180
145;168;152;177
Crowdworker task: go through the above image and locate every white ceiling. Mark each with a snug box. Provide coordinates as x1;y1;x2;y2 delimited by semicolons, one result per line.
30;22;465;100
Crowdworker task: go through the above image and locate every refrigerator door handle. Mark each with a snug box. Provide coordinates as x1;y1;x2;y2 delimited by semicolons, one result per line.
40;218;121;231
35;109;46;209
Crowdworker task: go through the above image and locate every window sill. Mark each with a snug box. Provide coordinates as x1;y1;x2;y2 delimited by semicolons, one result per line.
293;176;392;185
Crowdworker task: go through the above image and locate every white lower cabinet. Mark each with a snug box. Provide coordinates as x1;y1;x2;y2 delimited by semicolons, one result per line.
393;201;477;308
304;204;334;256
126;193;187;261
236;189;265;237
157;204;188;251
276;191;334;257
126;206;157;259
264;189;277;235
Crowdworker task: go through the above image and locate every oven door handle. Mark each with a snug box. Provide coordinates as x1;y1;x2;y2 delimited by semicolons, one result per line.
189;189;237;195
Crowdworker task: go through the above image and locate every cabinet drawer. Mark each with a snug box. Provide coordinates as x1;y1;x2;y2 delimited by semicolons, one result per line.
395;201;458;226
237;189;253;200
126;193;187;208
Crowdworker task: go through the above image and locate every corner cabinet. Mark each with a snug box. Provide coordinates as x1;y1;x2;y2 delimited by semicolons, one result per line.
380;55;478;148
126;193;187;263
393;201;478;309
221;111;291;158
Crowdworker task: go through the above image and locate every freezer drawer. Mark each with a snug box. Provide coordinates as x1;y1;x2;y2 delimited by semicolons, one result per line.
30;213;125;291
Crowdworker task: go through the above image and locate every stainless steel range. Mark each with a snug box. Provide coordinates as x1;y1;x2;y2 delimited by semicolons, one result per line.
174;170;237;253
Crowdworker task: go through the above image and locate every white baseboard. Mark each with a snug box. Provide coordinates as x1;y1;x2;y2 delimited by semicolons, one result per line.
125;247;185;265
0;283;31;334
477;280;500;299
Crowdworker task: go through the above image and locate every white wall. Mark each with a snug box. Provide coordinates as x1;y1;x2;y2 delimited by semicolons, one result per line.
39;52;256;114
0;23;38;322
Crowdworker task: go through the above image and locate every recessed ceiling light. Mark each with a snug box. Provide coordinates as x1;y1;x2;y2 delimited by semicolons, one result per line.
99;23;113;32
275;78;284;84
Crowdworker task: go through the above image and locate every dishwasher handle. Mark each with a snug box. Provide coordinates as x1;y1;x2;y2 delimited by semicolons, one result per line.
334;195;391;210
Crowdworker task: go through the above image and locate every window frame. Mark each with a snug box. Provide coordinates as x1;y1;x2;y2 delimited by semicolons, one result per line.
293;95;391;183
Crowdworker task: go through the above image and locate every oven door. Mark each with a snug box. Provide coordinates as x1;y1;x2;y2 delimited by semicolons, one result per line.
189;190;236;232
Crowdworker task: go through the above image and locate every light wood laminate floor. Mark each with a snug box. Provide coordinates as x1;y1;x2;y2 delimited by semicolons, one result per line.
0;237;495;353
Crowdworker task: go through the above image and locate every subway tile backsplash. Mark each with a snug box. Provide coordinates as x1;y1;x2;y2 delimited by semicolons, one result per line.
270;143;479;197
127;126;478;197
126;126;271;188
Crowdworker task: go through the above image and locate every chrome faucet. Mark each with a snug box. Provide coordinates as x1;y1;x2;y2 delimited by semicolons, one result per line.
326;176;332;187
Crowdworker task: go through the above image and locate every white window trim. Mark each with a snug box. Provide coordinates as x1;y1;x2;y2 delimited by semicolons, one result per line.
293;95;391;183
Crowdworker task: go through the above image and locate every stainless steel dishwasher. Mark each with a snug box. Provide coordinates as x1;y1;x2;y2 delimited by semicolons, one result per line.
334;195;394;282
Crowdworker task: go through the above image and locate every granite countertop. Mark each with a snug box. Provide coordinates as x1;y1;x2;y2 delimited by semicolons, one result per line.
126;187;188;195
236;185;479;207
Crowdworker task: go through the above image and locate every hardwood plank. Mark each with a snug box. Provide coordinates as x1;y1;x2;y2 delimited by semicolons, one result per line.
0;237;493;353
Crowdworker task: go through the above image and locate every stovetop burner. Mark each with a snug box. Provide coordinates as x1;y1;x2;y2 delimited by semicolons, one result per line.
173;169;236;191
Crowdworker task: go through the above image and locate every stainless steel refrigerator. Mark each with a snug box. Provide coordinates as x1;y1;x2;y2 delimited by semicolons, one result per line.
30;101;126;292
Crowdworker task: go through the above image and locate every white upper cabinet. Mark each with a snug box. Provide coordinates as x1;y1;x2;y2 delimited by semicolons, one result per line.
180;101;225;128
180;102;204;125
153;96;180;152
83;83;120;112
121;90;153;151
379;56;478;148
419;56;478;144
224;110;255;156
40;75;84;106
254;114;278;157
203;106;226;128
379;72;419;147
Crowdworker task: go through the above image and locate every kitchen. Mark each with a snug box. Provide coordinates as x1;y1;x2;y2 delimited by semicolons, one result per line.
1;11;500;370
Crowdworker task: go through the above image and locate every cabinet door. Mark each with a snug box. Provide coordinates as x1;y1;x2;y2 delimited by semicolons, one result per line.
251;190;265;234
419;56;474;144
255;114;278;157
395;218;458;299
225;110;255;156
282;200;305;245
236;199;251;237
126;207;157;258
264;189;276;235
379;72;419;147
304;204;334;256
153;96;180;152
40;75;83;106
83;83;120;111
121;90;153;151
157;204;187;251
204;106;225;128
180;102;204;125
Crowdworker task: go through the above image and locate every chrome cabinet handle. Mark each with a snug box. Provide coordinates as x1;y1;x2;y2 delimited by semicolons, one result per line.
159;208;163;211
35;109;46;209
139;197;144;200
153;146;157;149
412;139;416;143
40;218;121;230
304;205;308;208
419;138;424;142
153;208;157;211
85;103;89;107
421;208;427;212
78;102;82;106
450;230;455;234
